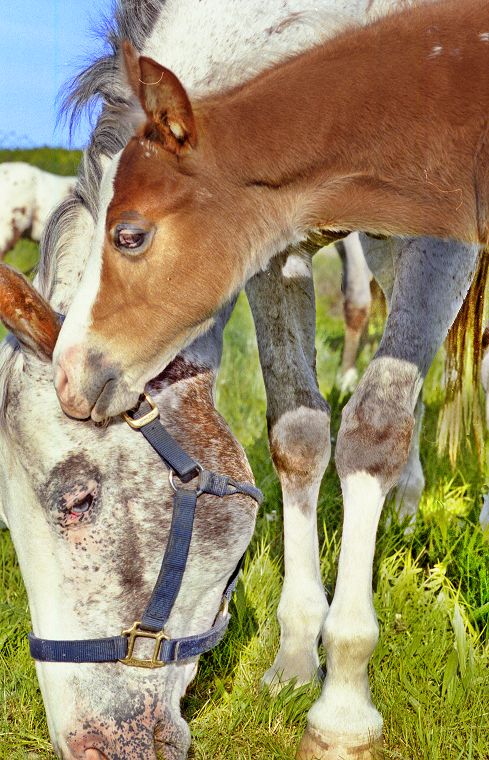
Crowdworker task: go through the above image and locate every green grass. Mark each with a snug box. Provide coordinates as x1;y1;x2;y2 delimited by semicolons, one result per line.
1;151;489;758
0;148;81;177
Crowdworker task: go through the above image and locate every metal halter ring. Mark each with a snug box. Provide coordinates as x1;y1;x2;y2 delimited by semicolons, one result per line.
168;463;203;493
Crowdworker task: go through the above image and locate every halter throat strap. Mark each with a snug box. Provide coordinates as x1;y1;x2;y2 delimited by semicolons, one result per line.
29;394;262;668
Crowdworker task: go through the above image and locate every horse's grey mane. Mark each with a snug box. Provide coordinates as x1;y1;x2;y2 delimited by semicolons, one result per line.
39;0;166;301
0;0;165;421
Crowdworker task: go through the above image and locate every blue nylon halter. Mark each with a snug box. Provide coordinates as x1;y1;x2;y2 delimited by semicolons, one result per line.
29;394;262;668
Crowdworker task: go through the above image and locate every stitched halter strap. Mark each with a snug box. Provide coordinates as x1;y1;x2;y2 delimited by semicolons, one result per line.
29;393;262;668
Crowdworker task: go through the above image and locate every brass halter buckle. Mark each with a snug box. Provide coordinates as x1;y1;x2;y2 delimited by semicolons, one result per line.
121;393;159;429
119;621;168;668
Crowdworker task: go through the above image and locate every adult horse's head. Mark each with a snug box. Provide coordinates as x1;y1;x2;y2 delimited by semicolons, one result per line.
53;43;271;421
0;264;257;758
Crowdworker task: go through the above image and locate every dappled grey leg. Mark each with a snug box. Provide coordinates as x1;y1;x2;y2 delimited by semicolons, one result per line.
246;245;330;688
299;237;479;760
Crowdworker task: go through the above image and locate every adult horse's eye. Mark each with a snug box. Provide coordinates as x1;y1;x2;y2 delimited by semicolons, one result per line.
71;493;94;514
113;224;153;255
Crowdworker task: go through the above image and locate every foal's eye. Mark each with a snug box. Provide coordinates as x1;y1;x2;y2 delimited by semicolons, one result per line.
113;224;153;255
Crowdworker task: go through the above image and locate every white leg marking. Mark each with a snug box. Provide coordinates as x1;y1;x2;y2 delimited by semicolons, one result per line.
264;407;330;688
307;473;383;746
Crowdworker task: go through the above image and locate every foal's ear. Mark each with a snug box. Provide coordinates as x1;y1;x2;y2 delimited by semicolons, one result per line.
0;264;60;360
122;41;197;154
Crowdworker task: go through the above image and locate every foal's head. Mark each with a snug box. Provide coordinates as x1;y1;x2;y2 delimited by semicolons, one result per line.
54;44;265;421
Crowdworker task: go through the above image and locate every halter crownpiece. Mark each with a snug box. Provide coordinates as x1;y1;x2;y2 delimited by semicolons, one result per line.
29;393;262;668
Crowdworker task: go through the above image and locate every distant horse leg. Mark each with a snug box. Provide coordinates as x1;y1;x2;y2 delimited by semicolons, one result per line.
337;232;372;394
246;244;330;687
479;327;489;530
298;237;479;760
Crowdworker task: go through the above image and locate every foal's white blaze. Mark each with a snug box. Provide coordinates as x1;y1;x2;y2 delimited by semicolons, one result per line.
309;472;383;744
479;32;489;42
53;153;121;365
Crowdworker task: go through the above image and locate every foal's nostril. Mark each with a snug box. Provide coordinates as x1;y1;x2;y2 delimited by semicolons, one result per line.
85;750;108;760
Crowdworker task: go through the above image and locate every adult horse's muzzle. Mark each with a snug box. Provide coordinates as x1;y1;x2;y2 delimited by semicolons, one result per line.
55;693;191;760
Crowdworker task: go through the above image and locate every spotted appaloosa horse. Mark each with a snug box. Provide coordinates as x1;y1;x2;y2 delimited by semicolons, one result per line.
0;263;258;759
0;163;75;257
43;0;482;758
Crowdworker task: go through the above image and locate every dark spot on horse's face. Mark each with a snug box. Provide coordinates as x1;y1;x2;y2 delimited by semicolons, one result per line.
42;452;102;533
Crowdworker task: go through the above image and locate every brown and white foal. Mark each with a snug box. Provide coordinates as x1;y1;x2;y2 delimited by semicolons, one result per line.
55;0;489;420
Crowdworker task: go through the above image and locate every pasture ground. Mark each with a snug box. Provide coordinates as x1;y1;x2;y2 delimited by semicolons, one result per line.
0;150;488;759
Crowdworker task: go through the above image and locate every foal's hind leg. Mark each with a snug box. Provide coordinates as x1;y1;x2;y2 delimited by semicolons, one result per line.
246;245;330;687
337;232;372;394
363;238;426;525
298;237;479;760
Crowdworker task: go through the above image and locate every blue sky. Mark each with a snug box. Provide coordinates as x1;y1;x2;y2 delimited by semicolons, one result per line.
1;0;114;149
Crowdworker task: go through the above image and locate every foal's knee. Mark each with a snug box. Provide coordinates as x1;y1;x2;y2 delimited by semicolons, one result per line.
335;392;415;495
269;405;331;498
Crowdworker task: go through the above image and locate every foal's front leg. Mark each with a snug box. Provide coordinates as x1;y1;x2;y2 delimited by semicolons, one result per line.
298;237;479;760
246;246;330;687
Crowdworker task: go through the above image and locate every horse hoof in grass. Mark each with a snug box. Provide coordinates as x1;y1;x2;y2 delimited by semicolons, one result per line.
296;726;383;760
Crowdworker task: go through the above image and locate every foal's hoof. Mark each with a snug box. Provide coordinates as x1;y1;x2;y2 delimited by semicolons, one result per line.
296;726;383;760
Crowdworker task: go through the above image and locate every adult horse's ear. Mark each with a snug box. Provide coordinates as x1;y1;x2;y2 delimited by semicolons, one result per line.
0;264;60;360
121;41;197;154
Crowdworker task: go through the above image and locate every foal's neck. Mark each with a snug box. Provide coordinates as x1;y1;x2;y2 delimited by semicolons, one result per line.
199;0;489;244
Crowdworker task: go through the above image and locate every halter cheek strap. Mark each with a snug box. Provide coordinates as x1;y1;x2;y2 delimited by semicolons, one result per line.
29;394;262;668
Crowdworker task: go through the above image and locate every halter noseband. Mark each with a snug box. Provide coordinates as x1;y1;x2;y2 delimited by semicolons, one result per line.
29;393;262;669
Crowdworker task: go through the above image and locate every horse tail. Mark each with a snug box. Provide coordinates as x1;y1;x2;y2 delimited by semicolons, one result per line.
437;250;489;466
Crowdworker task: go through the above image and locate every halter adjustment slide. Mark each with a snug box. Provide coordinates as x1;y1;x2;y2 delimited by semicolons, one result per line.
119;621;168;669
121;393;159;429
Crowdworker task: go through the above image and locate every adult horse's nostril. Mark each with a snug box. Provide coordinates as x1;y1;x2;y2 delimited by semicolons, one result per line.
85;750;108;760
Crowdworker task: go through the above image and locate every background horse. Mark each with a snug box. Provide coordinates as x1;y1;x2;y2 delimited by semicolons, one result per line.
0;162;75;258
29;0;486;758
